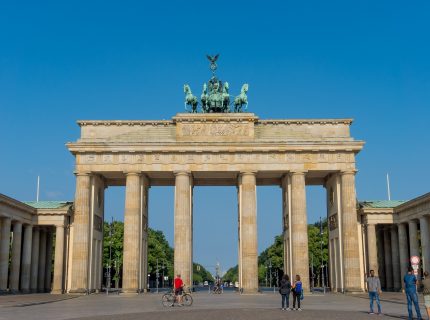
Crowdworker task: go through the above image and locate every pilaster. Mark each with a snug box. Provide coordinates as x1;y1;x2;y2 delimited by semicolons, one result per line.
398;223;409;290
383;228;393;290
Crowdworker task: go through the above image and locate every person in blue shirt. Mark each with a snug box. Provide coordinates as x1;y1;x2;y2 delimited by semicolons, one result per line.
292;274;303;311
404;266;422;320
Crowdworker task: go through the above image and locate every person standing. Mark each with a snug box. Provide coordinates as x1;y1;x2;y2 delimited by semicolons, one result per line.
366;269;382;315
292;274;303;311
174;274;184;306
404;266;422;320
279;274;292;311
422;271;430;319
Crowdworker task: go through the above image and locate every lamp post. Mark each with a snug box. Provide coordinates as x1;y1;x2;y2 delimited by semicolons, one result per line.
265;265;268;287
320;216;326;294
269;260;272;288
156;258;159;294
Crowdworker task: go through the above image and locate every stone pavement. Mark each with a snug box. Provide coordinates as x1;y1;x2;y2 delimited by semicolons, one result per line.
0;291;427;320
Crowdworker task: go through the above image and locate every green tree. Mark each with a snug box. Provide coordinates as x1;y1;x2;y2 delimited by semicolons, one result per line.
103;221;124;288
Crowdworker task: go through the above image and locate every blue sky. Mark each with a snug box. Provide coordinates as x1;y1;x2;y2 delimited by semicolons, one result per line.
1;1;429;274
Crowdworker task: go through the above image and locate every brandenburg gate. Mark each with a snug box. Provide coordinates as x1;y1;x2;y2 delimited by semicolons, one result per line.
66;57;365;293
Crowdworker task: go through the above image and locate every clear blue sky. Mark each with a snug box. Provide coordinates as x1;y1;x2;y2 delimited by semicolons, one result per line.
1;1;429;274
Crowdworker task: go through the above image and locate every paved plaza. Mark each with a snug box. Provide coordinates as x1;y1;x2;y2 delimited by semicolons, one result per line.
0;291;427;320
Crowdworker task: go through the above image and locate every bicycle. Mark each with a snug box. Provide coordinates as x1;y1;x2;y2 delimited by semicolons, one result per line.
212;285;222;294
162;287;193;307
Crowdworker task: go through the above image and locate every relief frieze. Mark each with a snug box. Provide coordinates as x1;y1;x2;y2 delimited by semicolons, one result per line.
78;151;355;165
180;123;250;136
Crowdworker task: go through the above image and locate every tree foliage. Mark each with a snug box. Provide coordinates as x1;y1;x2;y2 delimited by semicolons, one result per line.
103;221;213;286
222;219;329;285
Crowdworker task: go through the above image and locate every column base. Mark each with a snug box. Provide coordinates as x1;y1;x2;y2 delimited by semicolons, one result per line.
20;289;31;294
240;288;259;294
51;289;64;294
344;287;365;293
68;288;89;294
121;288;139;295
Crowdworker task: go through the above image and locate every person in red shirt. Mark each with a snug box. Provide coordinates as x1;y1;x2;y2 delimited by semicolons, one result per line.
174;274;184;305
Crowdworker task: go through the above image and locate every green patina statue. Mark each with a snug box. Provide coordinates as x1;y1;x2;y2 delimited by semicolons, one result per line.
183;55;249;113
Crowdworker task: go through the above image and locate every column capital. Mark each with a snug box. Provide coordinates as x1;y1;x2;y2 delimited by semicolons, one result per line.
173;171;191;177
340;169;357;176
124;171;141;176
239;171;257;177
290;170;307;176
74;171;92;177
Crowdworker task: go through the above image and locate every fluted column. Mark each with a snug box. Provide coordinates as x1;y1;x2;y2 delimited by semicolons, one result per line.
340;171;361;291
398;223;409;290
408;220;419;257
0;217;11;291
20;224;33;293
122;172;142;293
174;171;193;287
70;172;91;293
419;216;430;273
30;228;40;292
376;228;386;288
238;172;258;293
38;229;47;292
52;226;65;294
367;224;379;274
45;230;53;291
10;222;23;292
391;225;401;291
383;228;393;290
290;171;309;291
140;175;150;292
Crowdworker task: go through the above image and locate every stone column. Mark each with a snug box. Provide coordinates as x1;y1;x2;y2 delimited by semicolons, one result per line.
238;172;258;293
383;228;393;290
38;229;47;292
122;172;142;293
45;230;53;291
366;224;379;274
340;171;361;291
20;224;33;293
10;222;23;292
290;171;309;291
30;228;40;292
140;175;150;292
52;226;65;294
408;220;419;257
376;228;386;288
174;171;193;287
70;172;91;293
0;217;11;291
398;223;409;290
391;225;401;291
419;216;430;273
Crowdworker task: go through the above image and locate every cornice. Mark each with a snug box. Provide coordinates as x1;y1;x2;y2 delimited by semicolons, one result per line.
394;192;430;213
0;194;36;214
257;119;353;125
77;120;173;127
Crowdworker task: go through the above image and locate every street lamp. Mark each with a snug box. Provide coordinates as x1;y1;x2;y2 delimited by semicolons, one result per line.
269;260;272;288
320;216;326;294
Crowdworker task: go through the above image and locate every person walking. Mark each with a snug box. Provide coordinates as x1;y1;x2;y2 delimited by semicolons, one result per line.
279;274;292;310
366;269;382;315
292;274;303;311
404;266;422;320
422;271;430;319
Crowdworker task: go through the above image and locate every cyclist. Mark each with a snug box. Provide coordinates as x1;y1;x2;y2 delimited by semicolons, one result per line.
174;274;184;306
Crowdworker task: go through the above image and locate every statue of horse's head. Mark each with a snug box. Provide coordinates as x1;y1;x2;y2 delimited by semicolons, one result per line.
184;84;191;94
242;84;249;93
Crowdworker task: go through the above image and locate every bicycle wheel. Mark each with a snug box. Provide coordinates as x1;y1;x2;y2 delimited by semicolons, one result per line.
162;293;175;307
182;293;193;306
